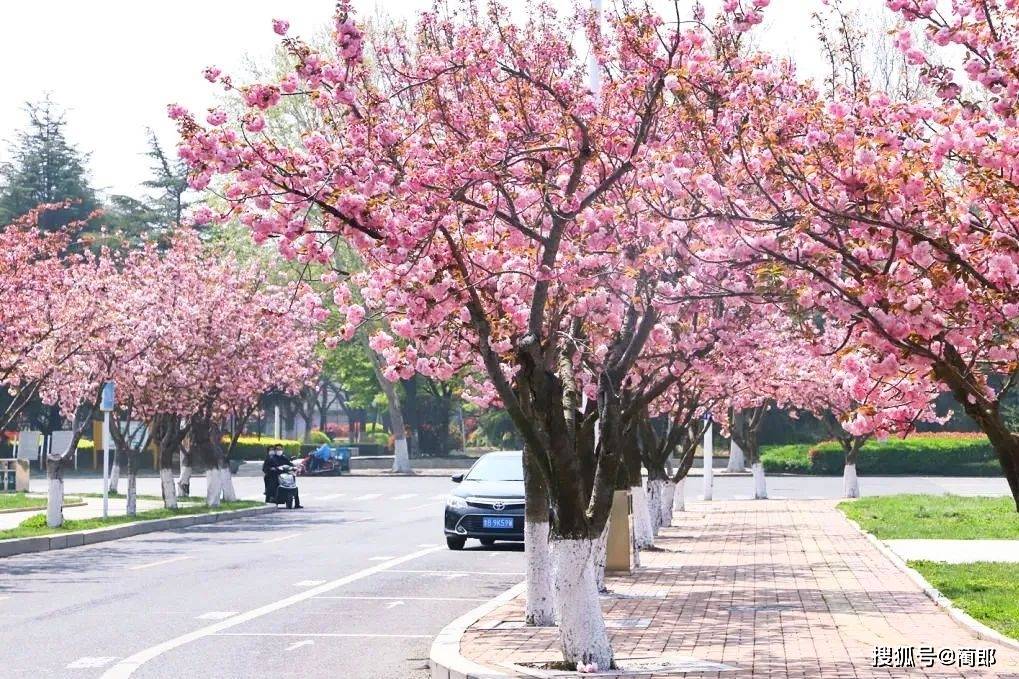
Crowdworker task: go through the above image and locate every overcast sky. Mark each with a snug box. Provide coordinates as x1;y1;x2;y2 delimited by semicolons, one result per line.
0;0;877;200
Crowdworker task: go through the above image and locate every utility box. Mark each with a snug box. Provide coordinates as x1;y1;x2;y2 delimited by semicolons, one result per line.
0;459;30;492
605;489;634;572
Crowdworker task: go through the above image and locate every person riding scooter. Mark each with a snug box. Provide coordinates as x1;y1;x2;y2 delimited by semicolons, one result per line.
263;445;303;508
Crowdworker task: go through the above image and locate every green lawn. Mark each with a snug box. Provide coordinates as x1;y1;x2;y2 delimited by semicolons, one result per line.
838;494;1019;539
77;492;202;503
0;500;261;540
0;493;83;511
910;561;1019;641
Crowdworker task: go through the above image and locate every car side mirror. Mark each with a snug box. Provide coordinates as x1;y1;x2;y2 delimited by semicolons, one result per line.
451;473;464;483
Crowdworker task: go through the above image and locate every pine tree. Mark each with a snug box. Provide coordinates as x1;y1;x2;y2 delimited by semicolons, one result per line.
141;128;190;229
0;96;98;232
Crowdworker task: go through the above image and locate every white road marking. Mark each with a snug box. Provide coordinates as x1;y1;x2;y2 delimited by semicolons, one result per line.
67;657;118;669
196;611;238;620
293;580;326;587
128;556;191;571
318;493;346;501
368;556;395;561
391;493;417;500
387;569;524;576
99;546;442;679
405;502;440;512
430;493;447;499
217;632;431;638
261;532;303;544
0;596;9;601
385;600;405;609
416;543;438;548
352;493;381;501
311;595;490;602
285;640;314;651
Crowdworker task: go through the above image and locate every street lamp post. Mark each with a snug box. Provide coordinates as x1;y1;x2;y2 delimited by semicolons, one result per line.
100;381;115;519
703;417;713;501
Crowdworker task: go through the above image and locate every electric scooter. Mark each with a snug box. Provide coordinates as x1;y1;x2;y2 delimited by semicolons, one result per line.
273;465;300;509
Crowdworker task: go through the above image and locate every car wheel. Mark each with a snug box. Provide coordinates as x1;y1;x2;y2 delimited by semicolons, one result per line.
446;536;466;550
480;538;496;547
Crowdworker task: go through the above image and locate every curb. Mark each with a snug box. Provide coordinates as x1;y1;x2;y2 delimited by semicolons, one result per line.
429;581;527;679
0;500;87;515
842;513;1019;653
0;505;277;558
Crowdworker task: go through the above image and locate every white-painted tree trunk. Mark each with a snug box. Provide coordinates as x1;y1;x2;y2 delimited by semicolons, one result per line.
524;519;554;626
220;467;237;502
206;468;222;507
673;478;686;512
161;468;178;509
47;476;63;528
593;524;609;593
752;461;768;499
727;440;746;471
646;478;664;536
843;463;860;498
177;465;192;499
630;484;654;549
126;470;137;516
391;438;411;473
660;480;676;527
108;461;120;494
552;538;614;670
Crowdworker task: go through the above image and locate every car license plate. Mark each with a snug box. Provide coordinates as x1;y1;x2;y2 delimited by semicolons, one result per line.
482;517;514;529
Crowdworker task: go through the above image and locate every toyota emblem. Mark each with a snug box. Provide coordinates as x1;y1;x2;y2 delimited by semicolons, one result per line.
492;501;505;511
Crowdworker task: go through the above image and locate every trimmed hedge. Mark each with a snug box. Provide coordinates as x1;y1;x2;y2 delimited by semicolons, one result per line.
226;437;302;460
761;433;1002;476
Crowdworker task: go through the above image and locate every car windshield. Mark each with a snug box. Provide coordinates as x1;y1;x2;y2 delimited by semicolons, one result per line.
465;454;523;481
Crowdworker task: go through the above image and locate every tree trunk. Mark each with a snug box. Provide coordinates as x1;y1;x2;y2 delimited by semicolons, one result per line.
934;354;1019;511
109;447;127;494
659;479;676;527
646;478;663;536
523;445;554;626
552;538;613;671
673;478;686;512
727;439;746;471
369;349;411;473
843;439;861;498
46;457;66;528
177;448;191;500
126;453;138;516
592;524;609;593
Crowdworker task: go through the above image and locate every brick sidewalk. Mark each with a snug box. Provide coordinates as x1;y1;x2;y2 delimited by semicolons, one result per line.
461;500;1019;678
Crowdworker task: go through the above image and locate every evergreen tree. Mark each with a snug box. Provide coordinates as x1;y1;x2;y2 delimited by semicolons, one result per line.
141;128;189;228
0;96;98;232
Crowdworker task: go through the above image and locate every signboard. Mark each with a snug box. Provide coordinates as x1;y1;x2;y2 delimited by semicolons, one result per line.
50;430;74;459
16;430;42;461
101;381;115;412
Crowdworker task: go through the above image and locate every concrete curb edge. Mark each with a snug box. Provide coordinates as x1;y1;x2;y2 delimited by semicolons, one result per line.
429;580;527;679
0;505;277;558
842;513;1019;653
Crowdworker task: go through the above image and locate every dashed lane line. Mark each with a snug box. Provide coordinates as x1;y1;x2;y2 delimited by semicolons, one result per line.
391;493;418;500
99;546;442;679
260;532;304;544
311;595;490;602
352;493;382;501
128;556;192;571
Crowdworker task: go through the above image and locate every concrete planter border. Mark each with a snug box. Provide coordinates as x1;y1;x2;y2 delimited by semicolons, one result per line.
429;581;526;679
842;513;1019;653
0;505;276;558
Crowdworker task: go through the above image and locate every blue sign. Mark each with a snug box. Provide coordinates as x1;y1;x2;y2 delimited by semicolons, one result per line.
101;381;115;412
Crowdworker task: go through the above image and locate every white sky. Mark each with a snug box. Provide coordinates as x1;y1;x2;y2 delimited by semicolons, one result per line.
0;0;877;200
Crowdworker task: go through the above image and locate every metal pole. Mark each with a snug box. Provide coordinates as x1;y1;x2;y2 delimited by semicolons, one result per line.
458;404;467;454
703;420;713;501
103;411;110;518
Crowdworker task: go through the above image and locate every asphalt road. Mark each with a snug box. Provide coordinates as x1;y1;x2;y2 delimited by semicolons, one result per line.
0;472;1010;678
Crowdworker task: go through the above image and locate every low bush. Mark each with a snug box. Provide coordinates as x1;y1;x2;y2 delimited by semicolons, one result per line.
226;437;301;460
762;433;1000;476
308;429;332;444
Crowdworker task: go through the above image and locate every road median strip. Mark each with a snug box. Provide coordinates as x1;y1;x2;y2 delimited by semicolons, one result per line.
0;503;276;558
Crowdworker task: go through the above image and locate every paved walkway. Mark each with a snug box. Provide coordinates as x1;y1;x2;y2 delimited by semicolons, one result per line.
0;496;165;530
461;500;1019;677
885;539;1019;564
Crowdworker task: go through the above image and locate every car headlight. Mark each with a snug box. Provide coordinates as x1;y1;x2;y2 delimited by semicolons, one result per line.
445;495;468;510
